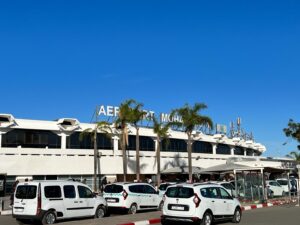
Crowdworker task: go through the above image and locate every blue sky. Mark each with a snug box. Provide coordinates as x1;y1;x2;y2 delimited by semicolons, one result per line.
0;1;299;157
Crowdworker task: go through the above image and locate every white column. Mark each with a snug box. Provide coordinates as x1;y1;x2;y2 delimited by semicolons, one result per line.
0;132;2;149
244;148;247;156
61;133;67;150
112;136;119;152
230;146;235;156
212;143;217;155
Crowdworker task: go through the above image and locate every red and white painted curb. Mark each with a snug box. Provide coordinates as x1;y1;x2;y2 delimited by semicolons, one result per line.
117;200;297;225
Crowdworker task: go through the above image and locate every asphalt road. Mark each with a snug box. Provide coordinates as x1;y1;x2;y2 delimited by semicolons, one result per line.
1;205;300;225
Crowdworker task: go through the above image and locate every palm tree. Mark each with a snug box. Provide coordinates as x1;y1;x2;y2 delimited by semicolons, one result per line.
171;103;213;182
115;99;136;182
153;117;171;187
80;121;112;192
130;102;147;182
286;151;300;162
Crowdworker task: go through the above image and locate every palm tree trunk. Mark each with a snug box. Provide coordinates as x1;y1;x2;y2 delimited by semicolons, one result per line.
93;129;97;192
136;127;140;182
187;134;193;182
122;130;127;182
156;139;161;187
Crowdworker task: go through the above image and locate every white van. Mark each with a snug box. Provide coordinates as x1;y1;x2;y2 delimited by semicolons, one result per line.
12;180;108;224
161;183;242;225
103;182;160;214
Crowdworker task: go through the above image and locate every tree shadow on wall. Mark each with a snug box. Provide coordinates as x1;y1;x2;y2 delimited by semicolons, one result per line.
162;153;187;171
127;154;147;174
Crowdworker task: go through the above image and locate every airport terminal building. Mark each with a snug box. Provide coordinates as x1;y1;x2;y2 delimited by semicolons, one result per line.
0;113;293;192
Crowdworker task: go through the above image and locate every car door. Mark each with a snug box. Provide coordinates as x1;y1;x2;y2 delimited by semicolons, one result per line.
77;185;95;216
270;182;280;196
207;187;223;216
143;184;159;208
219;187;235;215
63;185;78;218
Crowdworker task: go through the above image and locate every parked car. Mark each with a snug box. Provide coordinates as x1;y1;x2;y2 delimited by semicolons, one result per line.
276;178;299;194
161;183;242;225
158;182;177;198
12;180;107;224
266;180;285;197
103;182;160;214
216;181;236;197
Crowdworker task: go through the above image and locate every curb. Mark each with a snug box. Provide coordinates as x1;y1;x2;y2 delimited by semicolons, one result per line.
0;210;12;216
117;200;296;225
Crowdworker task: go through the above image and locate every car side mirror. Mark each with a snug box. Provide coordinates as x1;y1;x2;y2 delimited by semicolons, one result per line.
156;191;159;195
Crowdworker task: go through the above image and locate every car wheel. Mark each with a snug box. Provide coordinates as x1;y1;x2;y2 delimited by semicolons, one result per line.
95;205;106;218
159;201;164;211
128;203;138;214
232;208;242;223
200;211;213;225
42;211;56;225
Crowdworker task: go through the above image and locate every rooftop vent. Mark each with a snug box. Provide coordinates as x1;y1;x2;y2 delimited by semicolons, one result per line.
0;114;16;128
57;118;80;131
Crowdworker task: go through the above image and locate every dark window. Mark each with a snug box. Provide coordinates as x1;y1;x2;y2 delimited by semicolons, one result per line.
165;187;194;198
234;147;244;155
193;141;212;154
66;132;113;150
200;187;220;199
253;151;261;156
127;135;155;151
246;149;253;156
129;185;143;193
2;129;61;148
221;183;234;190
78;185;93;198
16;185;37;199
216;144;231;155
44;186;62;198
161;139;187;152
104;185;123;193
0;117;10;122
143;185;156;194
63;185;76;198
219;188;232;199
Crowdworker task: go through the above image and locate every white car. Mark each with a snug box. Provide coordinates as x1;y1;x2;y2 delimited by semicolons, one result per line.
103;182;160;214
12;180;107;224
266;180;285;197
214;181;236;197
161;183;242;225
276;178;299;194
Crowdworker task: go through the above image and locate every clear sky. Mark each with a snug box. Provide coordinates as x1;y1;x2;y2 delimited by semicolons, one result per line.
0;1;299;157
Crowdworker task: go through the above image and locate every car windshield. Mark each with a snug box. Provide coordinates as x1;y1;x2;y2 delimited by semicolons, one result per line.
221;183;235;190
277;180;288;185
104;185;123;193
159;183;172;191
165;186;194;198
16;185;37;199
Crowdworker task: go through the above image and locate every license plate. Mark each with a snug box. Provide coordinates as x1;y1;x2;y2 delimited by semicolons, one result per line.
107;199;117;203
171;206;184;210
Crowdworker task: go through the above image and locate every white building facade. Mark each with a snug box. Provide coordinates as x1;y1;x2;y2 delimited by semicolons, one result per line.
0;113;291;191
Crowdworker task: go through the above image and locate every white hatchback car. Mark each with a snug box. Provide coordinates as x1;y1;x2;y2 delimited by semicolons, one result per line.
103;182;160;214
12;180;107;224
161;183;242;225
266;180;285;197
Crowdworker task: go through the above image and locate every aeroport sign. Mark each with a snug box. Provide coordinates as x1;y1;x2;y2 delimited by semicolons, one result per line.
97;105;183;123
